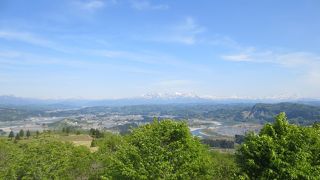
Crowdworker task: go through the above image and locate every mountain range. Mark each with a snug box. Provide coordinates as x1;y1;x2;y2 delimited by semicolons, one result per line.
0;94;206;107
0;94;320;107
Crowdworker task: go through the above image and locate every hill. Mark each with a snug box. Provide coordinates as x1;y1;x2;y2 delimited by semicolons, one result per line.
243;103;320;124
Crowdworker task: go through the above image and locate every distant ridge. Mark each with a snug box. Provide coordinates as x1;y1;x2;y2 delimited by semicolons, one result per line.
0;94;320;107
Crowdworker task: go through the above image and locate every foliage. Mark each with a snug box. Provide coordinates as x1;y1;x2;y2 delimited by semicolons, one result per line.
3;113;318;179
0;139;94;179
91;139;97;147
97;119;215;179
210;150;239;179
35;130;40;138
8;130;14;140
66;126;71;135
236;112;320;179
26;130;31;138
235;134;245;144
0;140;23;179
201;139;235;148
19;129;24;137
14;133;20;141
247;103;320;125
90;128;104;138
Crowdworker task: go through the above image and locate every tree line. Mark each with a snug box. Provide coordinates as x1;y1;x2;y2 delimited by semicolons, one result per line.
7;129;33;142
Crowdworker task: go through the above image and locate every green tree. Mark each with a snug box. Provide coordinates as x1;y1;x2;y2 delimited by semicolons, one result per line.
90;139;97;147
236;112;320;179
19;129;24;138
26;130;31;139
95;129;104;138
66;127;71;135
36;131;40;138
89;128;95;137
313;122;320;129
8;131;14;140
14;134;20;141
89;128;104;138
98;119;214;179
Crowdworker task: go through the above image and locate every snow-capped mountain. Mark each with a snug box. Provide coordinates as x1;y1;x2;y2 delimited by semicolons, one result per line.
141;92;201;99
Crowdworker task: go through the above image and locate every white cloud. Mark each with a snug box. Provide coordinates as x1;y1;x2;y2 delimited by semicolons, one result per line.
170;17;206;44
221;54;252;62
89;49;210;72
177;17;206;34
221;49;320;87
147;17;206;45
72;0;112;11
222;50;320;67
0;31;54;48
0;29;205;71
74;0;168;11
130;0;169;10
90;49;180;65
0;30;72;53
0;50;161;75
82;0;105;9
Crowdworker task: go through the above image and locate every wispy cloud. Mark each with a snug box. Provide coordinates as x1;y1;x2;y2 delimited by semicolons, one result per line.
209;35;256;50
0;31;55;48
221;54;252;62
0;30;73;53
172;17;206;44
0;29;205;72
72;0;114;11
73;0;168;11
222;49;320;67
0;50;161;75
90;49;181;65
89;49;211;73
222;48;320;87
145;17;206;45
130;0;169;10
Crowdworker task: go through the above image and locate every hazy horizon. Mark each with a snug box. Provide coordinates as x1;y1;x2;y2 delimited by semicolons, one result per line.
1;92;320;101
1;0;320;99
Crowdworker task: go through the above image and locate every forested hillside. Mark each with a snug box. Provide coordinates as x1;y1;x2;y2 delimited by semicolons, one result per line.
244;103;320;124
1;113;320;179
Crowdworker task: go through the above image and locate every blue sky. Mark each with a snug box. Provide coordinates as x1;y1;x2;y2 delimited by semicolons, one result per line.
0;0;320;99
